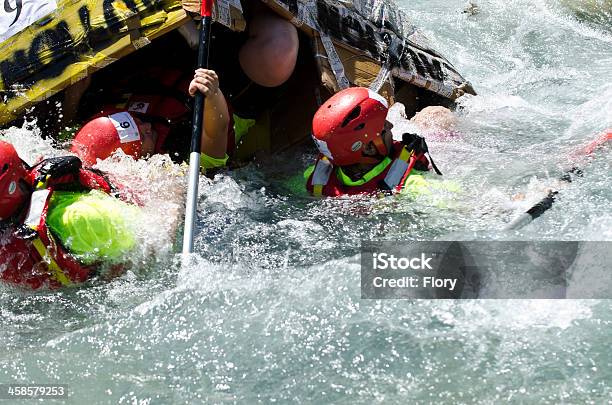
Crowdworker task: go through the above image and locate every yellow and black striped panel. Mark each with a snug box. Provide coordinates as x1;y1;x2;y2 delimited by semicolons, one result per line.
0;0;188;126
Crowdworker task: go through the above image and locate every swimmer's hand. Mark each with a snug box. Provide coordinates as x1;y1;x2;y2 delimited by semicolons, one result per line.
189;69;220;97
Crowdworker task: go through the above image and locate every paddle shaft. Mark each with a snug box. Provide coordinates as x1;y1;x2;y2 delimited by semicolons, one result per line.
504;130;612;230
505;189;560;230
505;133;611;230
182;2;213;254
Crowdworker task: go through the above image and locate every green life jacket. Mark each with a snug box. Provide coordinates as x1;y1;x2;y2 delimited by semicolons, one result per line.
46;190;139;265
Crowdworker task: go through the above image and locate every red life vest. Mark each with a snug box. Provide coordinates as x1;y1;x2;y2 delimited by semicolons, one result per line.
94;68;192;154
306;141;429;197
0;156;121;290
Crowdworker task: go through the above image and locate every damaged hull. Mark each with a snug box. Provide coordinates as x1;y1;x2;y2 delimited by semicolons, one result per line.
1;0;474;155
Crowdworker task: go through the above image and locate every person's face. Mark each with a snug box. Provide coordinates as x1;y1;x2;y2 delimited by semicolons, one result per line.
363;121;393;157
134;117;158;156
382;121;394;150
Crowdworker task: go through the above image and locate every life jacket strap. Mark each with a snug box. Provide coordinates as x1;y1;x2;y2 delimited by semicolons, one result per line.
381;146;414;191
23;188;73;287
312;156;333;197
24;189;51;230
31;237;72;287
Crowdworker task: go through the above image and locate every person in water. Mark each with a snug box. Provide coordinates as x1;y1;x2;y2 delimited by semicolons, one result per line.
67;1;299;170
304;87;446;197
69;68;232;170
0;141;140;290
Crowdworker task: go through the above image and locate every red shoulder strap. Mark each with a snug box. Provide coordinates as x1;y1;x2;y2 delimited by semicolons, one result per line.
78;169;112;194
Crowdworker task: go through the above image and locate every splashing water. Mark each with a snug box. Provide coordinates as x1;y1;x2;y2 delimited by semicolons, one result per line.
1;0;612;403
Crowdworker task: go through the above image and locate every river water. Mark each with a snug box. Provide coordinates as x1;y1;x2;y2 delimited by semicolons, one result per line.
1;0;611;403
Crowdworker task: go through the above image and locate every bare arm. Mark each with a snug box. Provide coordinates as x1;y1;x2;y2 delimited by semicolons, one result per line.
188;69;230;159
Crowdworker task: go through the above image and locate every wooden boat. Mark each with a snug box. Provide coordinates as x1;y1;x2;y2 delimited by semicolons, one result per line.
0;0;475;157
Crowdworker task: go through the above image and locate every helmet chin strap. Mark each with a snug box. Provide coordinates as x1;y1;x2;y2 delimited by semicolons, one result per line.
19;158;31;171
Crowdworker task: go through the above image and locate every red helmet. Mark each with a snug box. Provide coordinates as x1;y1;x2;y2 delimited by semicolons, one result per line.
71;111;142;166
0;141;29;220
312;87;389;166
